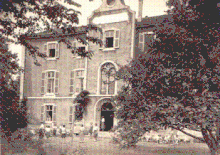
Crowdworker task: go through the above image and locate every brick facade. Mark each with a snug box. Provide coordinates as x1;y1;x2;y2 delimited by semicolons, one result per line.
23;0;158;131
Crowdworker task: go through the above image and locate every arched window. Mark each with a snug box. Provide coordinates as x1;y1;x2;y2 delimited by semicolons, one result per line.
100;63;116;95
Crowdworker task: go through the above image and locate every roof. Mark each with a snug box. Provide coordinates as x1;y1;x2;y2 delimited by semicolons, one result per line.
136;15;171;28
24;26;90;39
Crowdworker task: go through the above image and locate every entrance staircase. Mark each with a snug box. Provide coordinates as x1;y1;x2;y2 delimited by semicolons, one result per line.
98;131;113;138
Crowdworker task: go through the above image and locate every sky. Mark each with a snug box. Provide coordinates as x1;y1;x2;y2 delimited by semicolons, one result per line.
10;0;170;65
74;0;169;25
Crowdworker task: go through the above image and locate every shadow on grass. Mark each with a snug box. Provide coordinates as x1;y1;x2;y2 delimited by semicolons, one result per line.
1;136;47;155
149;147;209;155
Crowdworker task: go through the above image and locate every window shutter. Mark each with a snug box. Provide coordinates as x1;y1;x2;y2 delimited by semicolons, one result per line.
41;105;45;123
55;42;59;58
44;44;47;55
70;71;74;94
101;31;105;48
53;105;57;126
139;33;144;51
55;71;59;94
69;106;74;124
114;30;120;48
75;78;80;93
41;72;45;95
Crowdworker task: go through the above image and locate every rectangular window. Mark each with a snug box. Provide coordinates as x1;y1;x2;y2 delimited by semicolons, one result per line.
47;71;55;93
102;29;120;49
70;70;85;94
46;105;53;121
44;42;59;59
41;105;57;124
73;40;86;57
139;31;155;51
41;71;59;95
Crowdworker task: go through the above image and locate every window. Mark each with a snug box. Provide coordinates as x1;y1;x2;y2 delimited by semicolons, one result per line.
41;104;57;125
70;56;85;94
70;69;85;94
139;31;156;51
75;58;85;69
100;63;116;95
73;40;86;57
44;42;59;59
101;29;120;49
41;71;59;95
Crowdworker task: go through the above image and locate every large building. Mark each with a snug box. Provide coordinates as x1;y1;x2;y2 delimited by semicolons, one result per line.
21;0;165;132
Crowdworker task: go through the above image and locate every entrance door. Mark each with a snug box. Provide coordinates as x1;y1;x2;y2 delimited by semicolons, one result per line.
100;102;114;131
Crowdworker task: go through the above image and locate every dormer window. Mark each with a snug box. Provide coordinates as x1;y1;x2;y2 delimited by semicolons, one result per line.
100;29;120;50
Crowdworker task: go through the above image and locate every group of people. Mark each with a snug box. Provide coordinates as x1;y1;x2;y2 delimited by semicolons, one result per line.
38;123;99;142
38;124;67;140
88;123;99;142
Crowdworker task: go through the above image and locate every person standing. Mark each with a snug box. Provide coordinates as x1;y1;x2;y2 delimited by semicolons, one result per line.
60;125;66;151
53;125;57;137
93;123;98;142
101;116;105;131
39;123;45;140
80;124;85;143
89;123;93;138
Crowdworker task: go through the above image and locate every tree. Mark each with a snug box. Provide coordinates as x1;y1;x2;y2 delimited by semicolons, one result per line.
114;0;220;154
0;35;27;136
0;0;100;137
165;0;220;68
0;0;101;65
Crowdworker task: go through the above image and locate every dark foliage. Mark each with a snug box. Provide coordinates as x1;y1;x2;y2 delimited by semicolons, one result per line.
74;90;90;119
114;0;220;154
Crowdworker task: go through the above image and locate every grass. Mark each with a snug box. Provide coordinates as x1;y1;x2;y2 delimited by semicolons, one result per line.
1;134;211;155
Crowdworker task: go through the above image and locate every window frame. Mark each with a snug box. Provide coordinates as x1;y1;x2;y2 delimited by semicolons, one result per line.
70;69;85;95
72;39;87;58
100;29;120;50
69;105;75;124
138;31;156;51
41;104;57;127
41;70;59;96
99;62;117;95
44;41;60;60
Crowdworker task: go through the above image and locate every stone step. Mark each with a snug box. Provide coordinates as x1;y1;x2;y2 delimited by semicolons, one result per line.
97;132;113;138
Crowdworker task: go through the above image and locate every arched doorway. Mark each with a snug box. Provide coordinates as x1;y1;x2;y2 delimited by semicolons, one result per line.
100;102;114;131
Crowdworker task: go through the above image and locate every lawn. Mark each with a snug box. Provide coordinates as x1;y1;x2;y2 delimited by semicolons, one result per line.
1;135;212;155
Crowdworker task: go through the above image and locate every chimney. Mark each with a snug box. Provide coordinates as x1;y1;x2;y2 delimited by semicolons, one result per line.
138;0;143;22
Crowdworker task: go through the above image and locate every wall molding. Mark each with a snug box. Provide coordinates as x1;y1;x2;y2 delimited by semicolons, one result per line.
27;94;116;99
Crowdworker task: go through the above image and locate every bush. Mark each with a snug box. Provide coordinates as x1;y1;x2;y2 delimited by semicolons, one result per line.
111;121;146;148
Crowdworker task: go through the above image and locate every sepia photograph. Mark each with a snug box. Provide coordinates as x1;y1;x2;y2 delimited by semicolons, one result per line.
1;0;220;154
